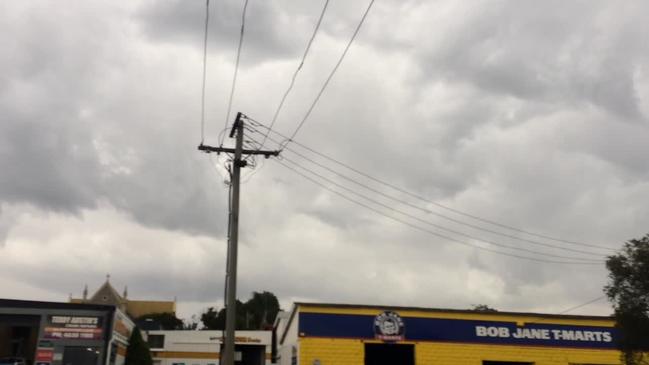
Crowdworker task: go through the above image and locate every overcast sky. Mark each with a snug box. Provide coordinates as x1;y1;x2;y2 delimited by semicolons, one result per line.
1;0;648;321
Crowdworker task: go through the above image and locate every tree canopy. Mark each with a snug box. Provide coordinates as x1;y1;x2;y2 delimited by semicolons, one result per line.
201;291;280;330
471;304;498;312
604;234;649;365
136;312;184;330
125;328;152;365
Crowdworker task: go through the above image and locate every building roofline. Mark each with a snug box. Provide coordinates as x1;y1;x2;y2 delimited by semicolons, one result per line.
148;329;271;333
126;299;176;304
279;304;300;346
0;298;117;312
90;280;124;303
292;302;613;321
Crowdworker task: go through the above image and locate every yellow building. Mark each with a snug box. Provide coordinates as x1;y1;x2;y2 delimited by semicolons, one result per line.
70;276;176;319
275;303;621;365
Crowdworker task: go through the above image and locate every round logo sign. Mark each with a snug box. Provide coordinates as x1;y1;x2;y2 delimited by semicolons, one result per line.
374;311;405;341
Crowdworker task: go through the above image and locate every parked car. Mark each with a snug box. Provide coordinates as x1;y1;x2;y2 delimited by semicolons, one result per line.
0;358;27;365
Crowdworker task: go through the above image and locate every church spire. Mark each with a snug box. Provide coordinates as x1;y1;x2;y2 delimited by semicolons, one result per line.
123;286;128;299
82;284;88;300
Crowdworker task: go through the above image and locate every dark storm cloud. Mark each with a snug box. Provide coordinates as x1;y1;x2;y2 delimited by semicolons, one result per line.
0;3;107;215
410;1;649;121
136;0;311;65
0;112;101;213
0;1;227;238
2;0;649;318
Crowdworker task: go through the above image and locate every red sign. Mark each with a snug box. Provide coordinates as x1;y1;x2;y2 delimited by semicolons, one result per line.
36;349;54;362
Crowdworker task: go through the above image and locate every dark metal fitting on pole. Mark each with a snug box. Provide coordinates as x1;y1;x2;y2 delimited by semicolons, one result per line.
229;112;243;138
198;144;222;155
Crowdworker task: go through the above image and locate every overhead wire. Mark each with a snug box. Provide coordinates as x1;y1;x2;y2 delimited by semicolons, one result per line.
196;0;232;335
249;128;604;257
244;115;614;252
206;128;234;184
243;131;603;264
559;296;607;314
242;156;266;184
257;0;332;151
208;154;230;185
240;135;268;184
222;0;250;146
200;0;210;145
271;158;602;265
281;0;376;148
280;155;603;263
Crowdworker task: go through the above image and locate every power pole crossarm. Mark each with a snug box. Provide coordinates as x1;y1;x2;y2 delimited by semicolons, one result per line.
198;112;279;365
198;144;280;158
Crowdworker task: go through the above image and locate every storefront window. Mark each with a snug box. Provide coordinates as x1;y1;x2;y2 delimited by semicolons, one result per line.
148;334;165;349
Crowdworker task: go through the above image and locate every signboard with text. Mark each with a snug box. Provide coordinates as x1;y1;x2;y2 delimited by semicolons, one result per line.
43;315;103;340
36;349;54;362
113;312;134;340
299;312;617;349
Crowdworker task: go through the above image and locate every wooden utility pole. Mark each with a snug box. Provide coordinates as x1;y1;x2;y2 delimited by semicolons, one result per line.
198;112;279;365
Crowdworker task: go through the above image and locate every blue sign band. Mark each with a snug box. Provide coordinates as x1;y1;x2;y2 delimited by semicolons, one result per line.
299;313;618;349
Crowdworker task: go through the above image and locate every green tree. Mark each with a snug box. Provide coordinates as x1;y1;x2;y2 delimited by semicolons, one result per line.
137;312;183;330
200;306;225;330
605;234;649;365
471;304;498;312
244;291;280;329
125;328;152;365
200;291;281;330
200;300;244;330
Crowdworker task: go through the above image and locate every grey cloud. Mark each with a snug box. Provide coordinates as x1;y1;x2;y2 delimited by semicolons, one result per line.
0;206;17;245
2;0;649;318
0;118;101;214
0;1;228;237
135;0;392;68
135;0;311;65
410;1;649;121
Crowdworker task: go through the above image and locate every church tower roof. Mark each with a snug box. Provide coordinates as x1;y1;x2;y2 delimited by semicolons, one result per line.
89;274;125;306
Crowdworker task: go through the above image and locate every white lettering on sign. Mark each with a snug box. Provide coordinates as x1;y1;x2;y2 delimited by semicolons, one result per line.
51;316;70;324
550;329;613;342
71;317;98;325
50;316;99;329
51;316;98;326
475;326;510;338
512;328;550;339
475;325;613;343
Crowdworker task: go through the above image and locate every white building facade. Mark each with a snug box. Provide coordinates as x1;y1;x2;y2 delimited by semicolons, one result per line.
148;330;272;365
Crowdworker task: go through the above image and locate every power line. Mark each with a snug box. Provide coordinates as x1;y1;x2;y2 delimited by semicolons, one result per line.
282;0;375;148
246;130;602;263
276;154;603;263
272;158;602;265
200;0;210;144
222;0;250;146
241;157;265;184
244;115;614;252
258;0;331;150
245;122;608;257
207;154;229;185
205;128;235;184
249;119;612;258
559;296;607;314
